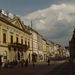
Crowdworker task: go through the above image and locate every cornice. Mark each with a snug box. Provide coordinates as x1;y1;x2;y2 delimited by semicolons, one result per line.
0;16;31;35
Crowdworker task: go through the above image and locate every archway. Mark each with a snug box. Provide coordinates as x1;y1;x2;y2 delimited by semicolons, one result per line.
32;53;37;62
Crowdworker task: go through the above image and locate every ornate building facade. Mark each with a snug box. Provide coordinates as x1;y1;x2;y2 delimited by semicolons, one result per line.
0;11;32;64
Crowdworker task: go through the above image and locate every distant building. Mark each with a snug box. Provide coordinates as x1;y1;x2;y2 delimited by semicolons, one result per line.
29;28;39;62
42;38;47;61
69;28;75;60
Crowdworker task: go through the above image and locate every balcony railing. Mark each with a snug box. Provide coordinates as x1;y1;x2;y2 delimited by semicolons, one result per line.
8;42;29;52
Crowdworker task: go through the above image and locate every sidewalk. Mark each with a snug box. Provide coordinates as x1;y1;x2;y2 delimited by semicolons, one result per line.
29;60;66;65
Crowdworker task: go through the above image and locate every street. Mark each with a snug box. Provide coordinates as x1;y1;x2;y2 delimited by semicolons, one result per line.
0;61;63;75
46;61;75;75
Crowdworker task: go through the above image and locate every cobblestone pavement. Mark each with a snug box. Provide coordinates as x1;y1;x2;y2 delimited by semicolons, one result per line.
0;62;64;75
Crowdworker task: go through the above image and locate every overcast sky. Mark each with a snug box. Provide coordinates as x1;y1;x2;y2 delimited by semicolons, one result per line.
0;0;75;46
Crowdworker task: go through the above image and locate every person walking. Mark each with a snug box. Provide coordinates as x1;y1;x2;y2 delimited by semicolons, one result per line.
0;56;2;68
47;58;50;66
25;59;28;67
32;61;35;67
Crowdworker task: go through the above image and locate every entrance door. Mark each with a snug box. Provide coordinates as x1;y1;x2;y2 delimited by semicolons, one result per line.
18;52;20;61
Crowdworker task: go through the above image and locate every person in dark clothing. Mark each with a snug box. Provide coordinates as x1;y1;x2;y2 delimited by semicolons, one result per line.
32;61;35;67
25;59;28;67
47;58;50;66
0;61;2;68
21;59;25;67
0;56;2;68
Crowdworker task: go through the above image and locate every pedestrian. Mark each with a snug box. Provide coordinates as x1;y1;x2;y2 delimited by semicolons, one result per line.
0;56;2;68
0;61;2;68
1;56;5;67
47;58;50;66
21;59;25;67
25;59;28;67
32;61;35;67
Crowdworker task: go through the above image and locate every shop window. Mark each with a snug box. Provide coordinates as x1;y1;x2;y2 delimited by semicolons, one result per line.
39;55;43;60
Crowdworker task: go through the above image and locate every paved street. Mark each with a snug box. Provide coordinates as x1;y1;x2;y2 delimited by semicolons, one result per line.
0;61;63;75
46;61;75;75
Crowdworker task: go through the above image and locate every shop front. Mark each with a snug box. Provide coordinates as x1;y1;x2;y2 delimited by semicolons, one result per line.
38;51;44;62
32;52;37;63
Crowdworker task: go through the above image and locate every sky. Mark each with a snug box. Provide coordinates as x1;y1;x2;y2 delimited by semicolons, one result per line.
0;0;75;46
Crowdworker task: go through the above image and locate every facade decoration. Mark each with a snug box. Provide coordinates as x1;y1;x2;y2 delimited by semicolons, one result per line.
0;10;31;65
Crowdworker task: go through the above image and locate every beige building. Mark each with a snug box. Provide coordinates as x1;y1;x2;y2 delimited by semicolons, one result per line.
0;11;32;63
37;34;43;62
42;38;48;61
30;28;45;62
29;28;39;62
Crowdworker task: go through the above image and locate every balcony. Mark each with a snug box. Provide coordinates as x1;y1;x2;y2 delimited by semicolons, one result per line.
8;42;29;52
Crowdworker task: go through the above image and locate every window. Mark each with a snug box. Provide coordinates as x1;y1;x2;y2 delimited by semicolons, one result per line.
3;33;6;43
28;39;30;47
16;37;18;43
11;35;13;44
21;39;23;44
25;40;27;45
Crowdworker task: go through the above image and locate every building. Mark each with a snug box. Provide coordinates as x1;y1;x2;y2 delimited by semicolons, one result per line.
0;9;68;65
30;28;45;62
29;28;39;62
37;34;44;62
69;28;75;60
42;38;48;61
47;41;55;58
0;10;31;64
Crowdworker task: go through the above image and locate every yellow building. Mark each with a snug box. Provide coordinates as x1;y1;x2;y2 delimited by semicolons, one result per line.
42;38;47;61
0;11;32;63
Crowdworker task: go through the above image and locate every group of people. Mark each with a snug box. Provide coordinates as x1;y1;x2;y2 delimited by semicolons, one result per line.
0;59;29;68
0;58;51;68
21;59;28;67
